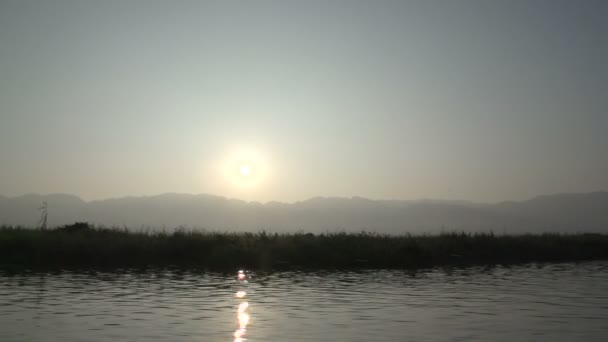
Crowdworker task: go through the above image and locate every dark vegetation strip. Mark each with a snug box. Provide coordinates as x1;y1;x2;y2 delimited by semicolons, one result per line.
1;223;608;271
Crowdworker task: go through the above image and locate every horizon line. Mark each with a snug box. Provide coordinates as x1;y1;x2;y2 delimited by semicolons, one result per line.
2;190;607;206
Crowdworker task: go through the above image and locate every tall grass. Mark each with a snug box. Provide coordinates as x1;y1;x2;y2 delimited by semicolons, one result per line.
1;224;607;271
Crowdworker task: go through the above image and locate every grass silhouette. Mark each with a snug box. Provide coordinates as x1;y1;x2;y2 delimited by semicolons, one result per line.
1;223;607;271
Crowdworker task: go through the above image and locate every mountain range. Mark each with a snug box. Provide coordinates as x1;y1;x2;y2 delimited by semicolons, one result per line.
1;192;607;234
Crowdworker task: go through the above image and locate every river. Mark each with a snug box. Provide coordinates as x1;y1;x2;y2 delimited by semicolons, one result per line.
1;262;607;341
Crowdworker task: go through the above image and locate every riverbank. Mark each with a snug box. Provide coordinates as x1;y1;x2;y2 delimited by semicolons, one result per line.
2;224;607;271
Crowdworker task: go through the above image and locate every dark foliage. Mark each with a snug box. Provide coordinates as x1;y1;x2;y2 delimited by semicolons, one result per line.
1;225;607;271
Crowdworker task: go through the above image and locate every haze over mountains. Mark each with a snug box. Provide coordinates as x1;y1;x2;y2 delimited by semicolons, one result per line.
0;192;607;234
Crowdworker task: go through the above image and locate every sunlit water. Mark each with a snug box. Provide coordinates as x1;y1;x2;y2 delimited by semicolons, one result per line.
2;262;608;341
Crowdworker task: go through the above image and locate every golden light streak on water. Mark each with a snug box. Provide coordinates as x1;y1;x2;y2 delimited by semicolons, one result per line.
233;329;245;339
238;312;250;329
233;270;250;342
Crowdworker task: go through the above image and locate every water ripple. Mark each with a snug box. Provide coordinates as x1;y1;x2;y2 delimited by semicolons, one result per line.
1;262;608;341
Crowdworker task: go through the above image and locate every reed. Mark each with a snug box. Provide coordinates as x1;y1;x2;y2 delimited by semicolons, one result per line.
1;223;607;271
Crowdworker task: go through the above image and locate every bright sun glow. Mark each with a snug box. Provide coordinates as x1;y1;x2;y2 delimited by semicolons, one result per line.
221;147;269;190
239;164;251;177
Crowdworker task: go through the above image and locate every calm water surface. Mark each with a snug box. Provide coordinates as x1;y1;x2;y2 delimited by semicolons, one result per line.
1;262;608;341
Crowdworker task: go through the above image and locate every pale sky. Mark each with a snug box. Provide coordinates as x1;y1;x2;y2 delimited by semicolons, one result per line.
1;0;606;203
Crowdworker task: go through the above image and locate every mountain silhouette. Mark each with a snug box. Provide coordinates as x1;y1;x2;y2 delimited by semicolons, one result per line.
1;192;607;234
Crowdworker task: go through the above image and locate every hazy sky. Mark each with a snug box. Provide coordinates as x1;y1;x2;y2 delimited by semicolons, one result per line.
1;0;606;203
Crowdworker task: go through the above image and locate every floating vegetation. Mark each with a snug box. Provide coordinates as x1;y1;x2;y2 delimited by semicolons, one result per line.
1;224;608;271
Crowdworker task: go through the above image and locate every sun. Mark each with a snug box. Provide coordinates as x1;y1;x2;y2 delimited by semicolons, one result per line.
239;164;252;177
220;147;269;189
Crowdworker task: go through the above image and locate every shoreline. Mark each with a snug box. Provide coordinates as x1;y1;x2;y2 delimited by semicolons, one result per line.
2;225;608;271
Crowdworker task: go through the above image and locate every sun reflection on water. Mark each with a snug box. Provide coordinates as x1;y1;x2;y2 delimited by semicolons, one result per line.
233;270;250;342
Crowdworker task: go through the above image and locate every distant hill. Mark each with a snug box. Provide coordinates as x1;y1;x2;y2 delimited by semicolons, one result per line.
1;192;607;234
